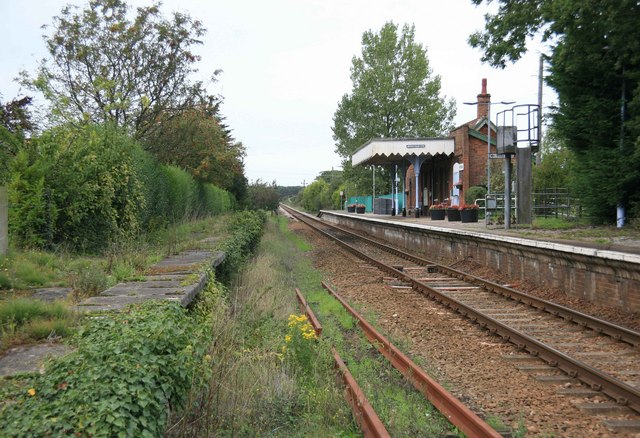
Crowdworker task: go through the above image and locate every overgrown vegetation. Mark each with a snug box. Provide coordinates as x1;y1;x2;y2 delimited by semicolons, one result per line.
0;300;211;436
7;123;233;253
166;216;356;436
0;298;76;353
167;215;466;436
0;210;267;435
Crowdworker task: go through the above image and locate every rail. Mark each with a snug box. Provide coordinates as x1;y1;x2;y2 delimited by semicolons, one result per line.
281;203;640;415
322;281;501;438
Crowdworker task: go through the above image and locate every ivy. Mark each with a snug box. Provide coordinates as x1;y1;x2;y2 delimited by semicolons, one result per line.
0;301;211;437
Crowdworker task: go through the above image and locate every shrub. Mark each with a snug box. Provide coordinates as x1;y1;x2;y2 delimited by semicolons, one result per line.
217;210;267;283
0;301;209;437
465;185;487;205
8;123;234;252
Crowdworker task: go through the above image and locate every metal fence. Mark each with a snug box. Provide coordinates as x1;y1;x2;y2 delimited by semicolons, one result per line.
479;188;580;222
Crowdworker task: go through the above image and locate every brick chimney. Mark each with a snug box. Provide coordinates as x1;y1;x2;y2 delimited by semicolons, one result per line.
476;78;491;120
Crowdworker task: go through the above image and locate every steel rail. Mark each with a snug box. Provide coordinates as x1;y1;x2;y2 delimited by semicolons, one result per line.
322;281;501;438
282;204;640;415
295;288;323;336
333;348;391;438
301;206;640;347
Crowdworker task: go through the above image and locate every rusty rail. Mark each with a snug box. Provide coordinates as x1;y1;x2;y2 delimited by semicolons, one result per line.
295;288;323;336
333;348;391;438
283;204;640;415
322;281;501;438
295;288;388;436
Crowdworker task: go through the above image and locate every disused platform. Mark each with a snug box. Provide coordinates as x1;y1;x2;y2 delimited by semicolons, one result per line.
319;210;640;313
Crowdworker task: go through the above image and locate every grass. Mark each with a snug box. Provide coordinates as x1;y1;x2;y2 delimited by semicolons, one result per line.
0;298;77;353
0;214;232;299
167;216;357;436
167;214;466;436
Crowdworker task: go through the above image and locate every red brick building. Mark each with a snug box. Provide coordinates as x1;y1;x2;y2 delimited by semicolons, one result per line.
403;79;496;211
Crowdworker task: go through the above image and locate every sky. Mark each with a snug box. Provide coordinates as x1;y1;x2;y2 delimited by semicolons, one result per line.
0;0;555;187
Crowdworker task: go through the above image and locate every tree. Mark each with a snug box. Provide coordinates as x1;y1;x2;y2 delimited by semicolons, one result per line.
333;22;455;158
0;96;35;183
533;127;572;192
469;0;640;223
23;0;217;139
142;107;246;193
301;179;331;212
333;22;455;196
247;180;279;211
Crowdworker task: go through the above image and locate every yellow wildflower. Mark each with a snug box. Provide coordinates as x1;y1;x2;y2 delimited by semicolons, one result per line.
27;388;36;396
285;334;292;343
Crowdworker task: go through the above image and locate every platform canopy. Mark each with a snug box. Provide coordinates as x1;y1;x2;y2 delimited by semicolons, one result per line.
351;137;455;167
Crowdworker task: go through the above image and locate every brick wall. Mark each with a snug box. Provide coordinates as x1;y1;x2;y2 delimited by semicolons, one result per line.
321;212;640;313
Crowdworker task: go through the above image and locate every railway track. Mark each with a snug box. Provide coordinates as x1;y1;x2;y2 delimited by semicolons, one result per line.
281;205;640;421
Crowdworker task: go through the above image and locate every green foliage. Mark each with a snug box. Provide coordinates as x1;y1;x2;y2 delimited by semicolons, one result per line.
143;109;247;197
470;0;640;223
533;129;573;191
217;210;267;283
464;185;486;205
247;179;280;211
7;151;55;248
333;21;456;191
301;179;332;212
7;123;233;252
0;301;209;437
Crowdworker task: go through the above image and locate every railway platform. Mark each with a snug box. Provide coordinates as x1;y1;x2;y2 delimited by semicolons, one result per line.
317;209;640;313
321;209;640;258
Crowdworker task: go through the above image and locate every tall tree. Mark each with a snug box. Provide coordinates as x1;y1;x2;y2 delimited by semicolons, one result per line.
334;22;455;158
469;0;640;223
0;96;35;183
142;106;246;192
22;0;218;139
333;22;455;193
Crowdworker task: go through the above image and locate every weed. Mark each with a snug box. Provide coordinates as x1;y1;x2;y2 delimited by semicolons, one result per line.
0;299;68;326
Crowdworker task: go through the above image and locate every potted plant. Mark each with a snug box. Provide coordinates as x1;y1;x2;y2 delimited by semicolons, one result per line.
429;204;446;220
459;204;479;223
347;204;356;213
446;205;461;221
356;204;366;214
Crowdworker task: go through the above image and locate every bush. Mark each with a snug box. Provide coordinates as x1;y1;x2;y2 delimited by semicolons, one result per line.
0;301;209;437
8;123;234;252
217;210;267;283
465;185;487;205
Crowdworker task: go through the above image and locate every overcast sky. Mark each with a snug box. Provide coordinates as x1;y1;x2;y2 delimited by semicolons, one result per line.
0;0;555;186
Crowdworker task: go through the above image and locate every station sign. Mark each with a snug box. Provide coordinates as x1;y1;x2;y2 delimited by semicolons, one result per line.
489;153;507;159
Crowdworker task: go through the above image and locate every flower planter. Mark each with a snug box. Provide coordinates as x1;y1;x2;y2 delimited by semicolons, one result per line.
446;208;461;222
430;209;445;220
356;206;366;214
347;205;355;213
460;209;478;223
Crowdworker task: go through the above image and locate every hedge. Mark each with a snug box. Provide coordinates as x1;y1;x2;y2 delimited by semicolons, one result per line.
8;124;234;252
